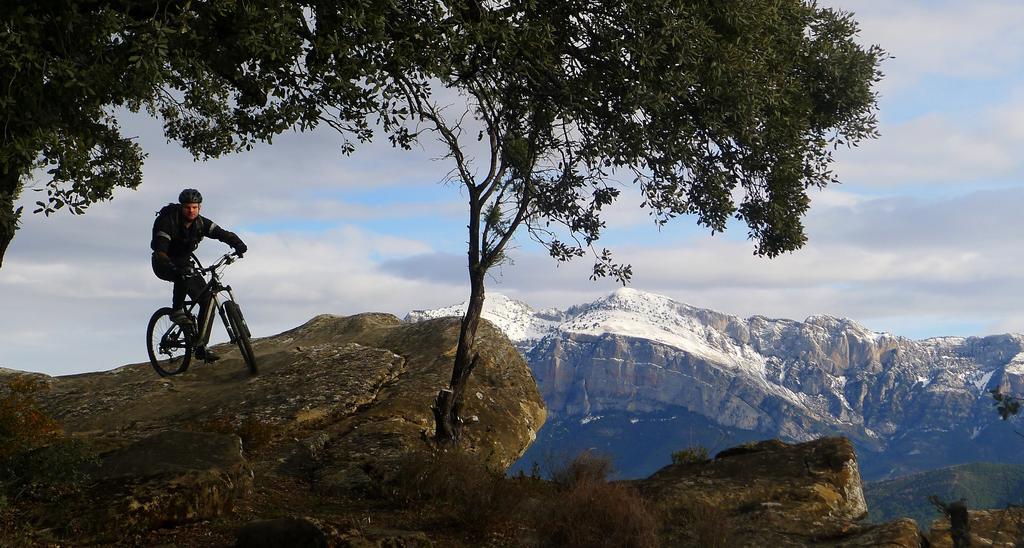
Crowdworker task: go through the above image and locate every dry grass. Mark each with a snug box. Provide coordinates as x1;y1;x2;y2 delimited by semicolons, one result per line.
386;448;527;539
385;449;662;547
534;478;661;548
534;453;660;548
549;450;615;487
665;500;734;548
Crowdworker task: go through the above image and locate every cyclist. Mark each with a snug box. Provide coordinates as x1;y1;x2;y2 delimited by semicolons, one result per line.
151;188;247;362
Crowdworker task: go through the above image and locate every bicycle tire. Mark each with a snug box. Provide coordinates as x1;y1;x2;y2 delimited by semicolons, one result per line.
223;300;257;375
147;307;193;376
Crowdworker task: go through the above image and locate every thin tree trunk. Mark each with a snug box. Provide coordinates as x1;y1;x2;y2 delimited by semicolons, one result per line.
434;266;487;443
434;174;487;443
0;168;23;270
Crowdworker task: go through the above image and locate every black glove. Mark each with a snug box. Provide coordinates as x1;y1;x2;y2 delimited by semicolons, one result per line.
233;241;248;256
176;264;196;280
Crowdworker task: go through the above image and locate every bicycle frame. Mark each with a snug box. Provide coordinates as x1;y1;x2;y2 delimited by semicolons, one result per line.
185;253;244;348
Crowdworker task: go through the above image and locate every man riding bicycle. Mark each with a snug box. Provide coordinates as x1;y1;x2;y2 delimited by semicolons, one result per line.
151;189;247;362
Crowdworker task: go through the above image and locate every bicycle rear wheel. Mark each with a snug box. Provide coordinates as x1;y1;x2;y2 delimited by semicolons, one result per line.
147;307;194;376
223;300;257;375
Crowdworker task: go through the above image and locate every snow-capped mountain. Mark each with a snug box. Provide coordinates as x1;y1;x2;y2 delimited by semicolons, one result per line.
407;288;1024;479
406;293;565;346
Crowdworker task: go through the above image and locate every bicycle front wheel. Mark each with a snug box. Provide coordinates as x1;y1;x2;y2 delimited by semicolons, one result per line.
147;307;193;377
223;300;257;375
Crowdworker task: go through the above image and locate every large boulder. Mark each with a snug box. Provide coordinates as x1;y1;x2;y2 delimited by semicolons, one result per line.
637;437;924;546
81;430;253;540
37;313;545;488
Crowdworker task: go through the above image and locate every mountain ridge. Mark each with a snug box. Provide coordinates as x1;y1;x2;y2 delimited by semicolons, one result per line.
408;288;1024;479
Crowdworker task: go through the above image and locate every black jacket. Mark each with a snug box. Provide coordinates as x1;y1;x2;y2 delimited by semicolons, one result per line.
151;203;244;259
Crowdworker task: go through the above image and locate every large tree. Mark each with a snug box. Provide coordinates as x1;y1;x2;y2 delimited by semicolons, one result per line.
408;0;886;442
0;0;438;268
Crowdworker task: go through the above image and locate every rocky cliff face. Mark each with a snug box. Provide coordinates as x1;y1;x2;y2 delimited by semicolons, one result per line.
411;289;1024;479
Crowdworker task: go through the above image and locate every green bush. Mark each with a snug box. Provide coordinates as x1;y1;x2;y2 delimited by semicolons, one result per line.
0;377;97;503
671;446;710;465
2;439;97;502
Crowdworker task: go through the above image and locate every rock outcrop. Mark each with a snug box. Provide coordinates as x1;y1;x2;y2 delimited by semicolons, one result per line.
37;313;545;469
7;313;545;540
637;437;925;546
82;430;253;538
925;506;1024;548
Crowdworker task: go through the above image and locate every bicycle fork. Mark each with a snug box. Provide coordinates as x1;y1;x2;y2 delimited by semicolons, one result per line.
216;286;243;343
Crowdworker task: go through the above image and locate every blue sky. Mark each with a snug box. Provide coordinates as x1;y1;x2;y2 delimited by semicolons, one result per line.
5;0;1024;375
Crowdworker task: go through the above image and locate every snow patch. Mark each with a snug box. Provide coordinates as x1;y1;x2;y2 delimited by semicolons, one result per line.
405;294;560;349
970;426;984;440
1006;352;1024;375
974;371;995;394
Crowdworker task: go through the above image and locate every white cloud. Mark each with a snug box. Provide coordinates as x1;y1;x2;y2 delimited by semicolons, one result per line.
827;1;1024;92
833;113;1020;187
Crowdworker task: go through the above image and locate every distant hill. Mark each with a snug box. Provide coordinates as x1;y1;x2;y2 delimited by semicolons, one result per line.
864;462;1024;527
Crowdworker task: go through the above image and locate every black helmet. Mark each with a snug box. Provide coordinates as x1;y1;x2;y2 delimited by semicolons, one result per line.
178;188;203;204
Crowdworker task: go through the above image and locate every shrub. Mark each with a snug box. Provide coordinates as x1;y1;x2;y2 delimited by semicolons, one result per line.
534;477;661;548
671;446;710;465
0;377;61;460
388;449;662;546
386;449;511;534
0;377;97;504
549;450;614;487
529;451;660;547
665;500;733;548
2;439;98;502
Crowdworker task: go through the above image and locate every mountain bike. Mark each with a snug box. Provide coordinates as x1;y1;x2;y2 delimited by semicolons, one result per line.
146;252;257;376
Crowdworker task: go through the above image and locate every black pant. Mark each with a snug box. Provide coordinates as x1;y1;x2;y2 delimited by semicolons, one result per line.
152;254;211;325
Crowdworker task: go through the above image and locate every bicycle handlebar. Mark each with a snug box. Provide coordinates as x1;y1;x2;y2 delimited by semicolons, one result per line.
196;251;244;274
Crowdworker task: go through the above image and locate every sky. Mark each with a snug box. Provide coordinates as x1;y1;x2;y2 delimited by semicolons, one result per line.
5;0;1024;376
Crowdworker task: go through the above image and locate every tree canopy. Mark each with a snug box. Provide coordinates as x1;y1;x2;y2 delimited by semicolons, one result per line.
0;0;439;267
408;0;885;441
